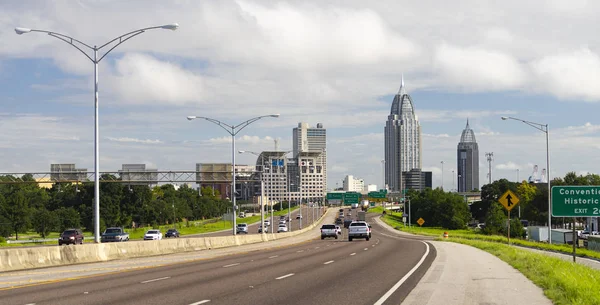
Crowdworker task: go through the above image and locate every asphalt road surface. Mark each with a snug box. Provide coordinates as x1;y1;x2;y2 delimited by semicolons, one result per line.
0;212;435;305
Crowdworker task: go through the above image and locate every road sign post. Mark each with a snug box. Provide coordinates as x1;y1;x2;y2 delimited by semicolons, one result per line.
499;190;520;244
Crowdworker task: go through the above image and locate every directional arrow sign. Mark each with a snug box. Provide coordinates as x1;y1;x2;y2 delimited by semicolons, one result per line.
498;190;519;211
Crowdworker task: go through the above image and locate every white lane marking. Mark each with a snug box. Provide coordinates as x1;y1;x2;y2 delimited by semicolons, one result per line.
140;276;170;284
315;246;320;249
372;245;376;247
223;263;240;268
297;250;304;253
269;255;279;259
189;301;211;305
350;253;356;256
276;273;295;280
374;242;431;305
25;303;36;305
364;248;369;251
324;260;334;265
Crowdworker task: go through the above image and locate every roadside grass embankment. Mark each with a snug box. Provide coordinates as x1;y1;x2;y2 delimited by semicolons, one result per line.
0;206;303;246
380;213;600;260
378;212;600;305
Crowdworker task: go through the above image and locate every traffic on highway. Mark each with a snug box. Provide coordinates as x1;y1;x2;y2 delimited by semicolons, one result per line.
0;209;435;305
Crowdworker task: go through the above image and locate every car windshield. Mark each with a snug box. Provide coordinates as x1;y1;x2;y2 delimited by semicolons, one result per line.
167;229;176;233
322;225;335;229
63;230;77;235
147;230;159;234
105;228;121;234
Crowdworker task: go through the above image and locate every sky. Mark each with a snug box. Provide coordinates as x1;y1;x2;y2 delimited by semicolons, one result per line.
1;0;600;191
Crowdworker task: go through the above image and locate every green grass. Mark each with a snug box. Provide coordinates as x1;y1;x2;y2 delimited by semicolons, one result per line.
448;239;600;305
378;213;600;260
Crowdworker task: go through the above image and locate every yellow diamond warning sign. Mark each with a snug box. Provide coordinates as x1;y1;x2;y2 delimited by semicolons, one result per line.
499;190;520;211
417;218;425;226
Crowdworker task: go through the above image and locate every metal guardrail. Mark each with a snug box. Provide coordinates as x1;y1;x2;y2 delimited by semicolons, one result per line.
7;238;58;244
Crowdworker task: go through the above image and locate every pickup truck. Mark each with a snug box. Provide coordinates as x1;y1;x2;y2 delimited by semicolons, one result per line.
320;224;338;240
348;221;370;241
101;227;130;242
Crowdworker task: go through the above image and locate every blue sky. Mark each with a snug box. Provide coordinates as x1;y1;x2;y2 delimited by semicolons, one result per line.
2;0;600;190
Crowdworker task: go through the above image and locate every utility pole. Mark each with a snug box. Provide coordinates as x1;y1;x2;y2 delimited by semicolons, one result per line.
440;161;444;190
486;152;494;184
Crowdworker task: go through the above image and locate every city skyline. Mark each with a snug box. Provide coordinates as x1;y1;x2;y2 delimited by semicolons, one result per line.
3;1;600;190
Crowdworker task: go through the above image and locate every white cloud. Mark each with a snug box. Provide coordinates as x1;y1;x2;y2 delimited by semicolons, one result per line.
433;43;527;92
207;135;275;145
105;137;163;144
496;161;521;170
531;48;600;101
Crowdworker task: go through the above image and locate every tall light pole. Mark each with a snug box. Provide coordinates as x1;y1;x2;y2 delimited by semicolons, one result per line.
440;161;444;190
15;24;179;243
501;116;551;244
452;170;455;192
188;114;280;235
239;150;266;233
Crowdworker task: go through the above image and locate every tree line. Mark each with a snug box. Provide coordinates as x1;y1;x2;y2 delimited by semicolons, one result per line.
0;174;235;239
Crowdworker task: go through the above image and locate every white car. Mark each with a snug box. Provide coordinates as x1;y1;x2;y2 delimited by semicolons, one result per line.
264;220;271;227
144;230;162;240
277;224;288;233
296;215;303;219
335;225;342;235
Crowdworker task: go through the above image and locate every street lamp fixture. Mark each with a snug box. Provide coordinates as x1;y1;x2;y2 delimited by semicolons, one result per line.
15;24;178;243
501;116;551;244
188;114;280;235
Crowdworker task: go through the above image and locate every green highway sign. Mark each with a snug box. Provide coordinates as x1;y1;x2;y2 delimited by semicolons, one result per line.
326;192;344;200
368;191;387;199
343;192;361;204
552;186;600;217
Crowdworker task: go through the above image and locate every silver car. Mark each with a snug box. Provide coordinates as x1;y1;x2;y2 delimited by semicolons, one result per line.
236;223;249;234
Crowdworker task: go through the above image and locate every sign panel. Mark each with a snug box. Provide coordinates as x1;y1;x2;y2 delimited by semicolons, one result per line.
498;190;519;211
417;218;425;226
368;191;387;199
326;192;343;200
271;159;284;167
552;186;600;217
343;192;360;204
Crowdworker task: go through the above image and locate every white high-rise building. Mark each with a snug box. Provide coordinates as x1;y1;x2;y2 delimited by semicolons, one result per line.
384;76;422;192
343;175;365;192
293;122;327;199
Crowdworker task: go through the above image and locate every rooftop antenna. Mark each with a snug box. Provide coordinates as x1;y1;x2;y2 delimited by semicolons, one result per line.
274;138;280;151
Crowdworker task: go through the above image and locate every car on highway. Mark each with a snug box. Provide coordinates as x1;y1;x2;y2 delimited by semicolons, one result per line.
320;224;338;239
237;223;249;234
258;225;269;233
296;214;303;219
144;230;163;240
264;219;271;227
101;227;130;243
335;225;342;235
348;221;370;241
277;224;288;232
279;219;286;225
58;228;84;245
165;229;180;238
335;218;343;225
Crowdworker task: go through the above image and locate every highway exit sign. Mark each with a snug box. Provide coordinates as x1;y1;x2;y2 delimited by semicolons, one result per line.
552;186;600;217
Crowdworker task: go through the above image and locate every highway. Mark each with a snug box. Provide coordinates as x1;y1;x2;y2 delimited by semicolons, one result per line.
198;205;322;237
0;211;435;305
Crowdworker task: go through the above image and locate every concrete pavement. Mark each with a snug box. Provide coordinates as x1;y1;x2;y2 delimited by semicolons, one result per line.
373;216;552;305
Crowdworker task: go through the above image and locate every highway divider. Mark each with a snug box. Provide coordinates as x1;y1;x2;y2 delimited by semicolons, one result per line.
0;208;333;272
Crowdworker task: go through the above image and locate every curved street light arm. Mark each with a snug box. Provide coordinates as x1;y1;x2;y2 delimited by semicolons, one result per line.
191;117;234;135
29;30;95;62
97;25;164;50
97;30;146;62
503;116;547;133
233;115;276;135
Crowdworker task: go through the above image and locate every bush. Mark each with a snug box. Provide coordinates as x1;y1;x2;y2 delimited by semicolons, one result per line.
0;236;6;243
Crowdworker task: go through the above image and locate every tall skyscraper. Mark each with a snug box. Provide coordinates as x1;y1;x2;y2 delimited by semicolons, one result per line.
293;122;327;196
457;120;479;192
384;77;422;192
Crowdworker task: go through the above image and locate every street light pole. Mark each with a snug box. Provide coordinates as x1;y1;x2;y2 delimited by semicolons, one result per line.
441;161;444;191
15;24;179;243
501;116;551;244
239;150;265;234
188;114;280;235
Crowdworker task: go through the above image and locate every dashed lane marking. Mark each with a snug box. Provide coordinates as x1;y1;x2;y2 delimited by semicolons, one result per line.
222;263;240;268
275;273;295;280
324;260;334;265
189;300;211;305
350;253;356;256
268;255;279;259
140;277;170;284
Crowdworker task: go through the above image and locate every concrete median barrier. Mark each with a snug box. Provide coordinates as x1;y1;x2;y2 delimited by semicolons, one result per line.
0;208;335;272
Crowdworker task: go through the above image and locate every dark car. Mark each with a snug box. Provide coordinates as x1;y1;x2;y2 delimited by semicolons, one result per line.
165;229;180;238
343;219;353;229
335;218;343;225
59;229;84;245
